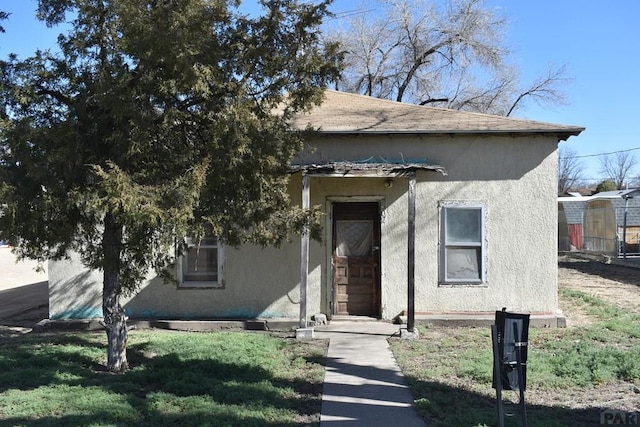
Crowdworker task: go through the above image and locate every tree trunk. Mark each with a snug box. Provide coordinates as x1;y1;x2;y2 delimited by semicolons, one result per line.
102;211;129;372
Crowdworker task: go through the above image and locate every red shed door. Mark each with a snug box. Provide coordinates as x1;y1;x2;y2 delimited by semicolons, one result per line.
332;202;381;317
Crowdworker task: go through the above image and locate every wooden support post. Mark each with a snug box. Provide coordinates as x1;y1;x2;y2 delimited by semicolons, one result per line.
300;174;310;328
407;171;416;333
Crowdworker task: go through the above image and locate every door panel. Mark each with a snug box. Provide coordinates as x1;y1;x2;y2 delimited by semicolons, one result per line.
334;255;377;315
332;202;381;317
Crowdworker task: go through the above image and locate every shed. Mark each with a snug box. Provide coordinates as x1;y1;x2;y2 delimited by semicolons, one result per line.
582;189;640;256
558;196;589;250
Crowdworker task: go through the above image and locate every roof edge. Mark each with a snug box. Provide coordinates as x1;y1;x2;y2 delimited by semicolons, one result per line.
307;128;585;139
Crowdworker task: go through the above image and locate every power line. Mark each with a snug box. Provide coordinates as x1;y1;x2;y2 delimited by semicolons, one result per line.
329;8;377;20
298;1;375;19
566;146;640;160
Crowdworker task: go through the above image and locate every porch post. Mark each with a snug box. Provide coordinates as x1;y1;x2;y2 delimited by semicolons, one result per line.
407;171;416;332
300;173;310;328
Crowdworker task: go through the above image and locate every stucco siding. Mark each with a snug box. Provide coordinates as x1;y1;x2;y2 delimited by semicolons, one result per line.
49;251;103;319
49;241;317;320
299;134;560;317
124;242;310;319
424;137;558;314
49;133;561;321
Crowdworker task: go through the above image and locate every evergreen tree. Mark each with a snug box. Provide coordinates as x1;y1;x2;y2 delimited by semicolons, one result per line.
595;180;617;194
0;0;340;372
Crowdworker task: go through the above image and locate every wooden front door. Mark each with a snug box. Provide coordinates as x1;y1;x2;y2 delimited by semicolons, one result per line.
332;202;381;317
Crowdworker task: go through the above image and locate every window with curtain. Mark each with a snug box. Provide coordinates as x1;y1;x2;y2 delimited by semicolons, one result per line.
179;235;224;288
335;220;373;257
441;203;485;284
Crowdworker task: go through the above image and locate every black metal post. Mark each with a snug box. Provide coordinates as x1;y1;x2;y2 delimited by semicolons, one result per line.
513;322;528;427
492;324;505;427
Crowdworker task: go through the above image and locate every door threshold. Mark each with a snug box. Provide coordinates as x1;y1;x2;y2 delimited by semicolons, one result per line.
330;315;381;322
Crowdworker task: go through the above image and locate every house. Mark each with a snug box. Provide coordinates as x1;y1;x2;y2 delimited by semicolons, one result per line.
48;90;584;327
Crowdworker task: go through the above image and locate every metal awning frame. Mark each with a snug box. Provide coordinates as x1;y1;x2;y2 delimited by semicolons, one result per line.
290;161;447;178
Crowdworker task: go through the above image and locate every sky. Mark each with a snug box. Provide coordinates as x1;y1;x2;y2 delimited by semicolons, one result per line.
0;0;639;184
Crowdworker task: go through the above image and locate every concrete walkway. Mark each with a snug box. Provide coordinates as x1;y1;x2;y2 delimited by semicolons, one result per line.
0;247;48;325
315;321;425;426
0;246;47;292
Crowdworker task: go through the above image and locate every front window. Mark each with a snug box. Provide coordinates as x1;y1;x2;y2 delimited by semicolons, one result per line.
179;235;224;288
440;203;485;284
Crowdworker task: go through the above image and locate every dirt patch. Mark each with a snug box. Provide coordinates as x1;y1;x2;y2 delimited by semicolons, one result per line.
550;255;640;414
559;254;640;326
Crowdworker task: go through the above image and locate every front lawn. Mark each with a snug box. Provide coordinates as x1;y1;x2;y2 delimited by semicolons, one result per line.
0;330;326;426
391;266;640;427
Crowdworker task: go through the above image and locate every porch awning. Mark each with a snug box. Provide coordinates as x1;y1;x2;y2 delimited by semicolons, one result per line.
290;159;447;177
295;157;440;332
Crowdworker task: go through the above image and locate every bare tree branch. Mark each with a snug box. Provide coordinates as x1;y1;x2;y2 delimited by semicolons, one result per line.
419;97;448;105
558;145;584;195
506;64;570;117
328;0;570;117
0;10;9;33
599;151;638;190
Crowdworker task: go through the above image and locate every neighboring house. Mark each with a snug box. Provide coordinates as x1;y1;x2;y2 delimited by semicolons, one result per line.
49;90;583;327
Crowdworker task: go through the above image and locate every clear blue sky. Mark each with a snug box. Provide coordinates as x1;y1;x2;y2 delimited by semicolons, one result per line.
1;0;639;183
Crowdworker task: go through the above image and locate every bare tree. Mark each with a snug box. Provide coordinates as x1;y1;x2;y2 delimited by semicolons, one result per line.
329;0;569;116
558;146;584;195
599;151;638;190
0;10;8;33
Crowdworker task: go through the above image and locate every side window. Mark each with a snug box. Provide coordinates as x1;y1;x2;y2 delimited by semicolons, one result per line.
440;203;485;284
178;235;224;288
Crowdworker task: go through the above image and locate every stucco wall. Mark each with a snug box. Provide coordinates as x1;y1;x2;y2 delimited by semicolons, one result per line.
49;133;561;321
300;133;560;317
49;243;317;320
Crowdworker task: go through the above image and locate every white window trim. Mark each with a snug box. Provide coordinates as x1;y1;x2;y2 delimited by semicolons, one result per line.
439;201;486;285
177;237;225;288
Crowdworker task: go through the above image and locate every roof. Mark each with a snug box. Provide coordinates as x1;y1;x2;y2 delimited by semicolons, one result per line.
289;90;584;141
590;189;640;199
559;190;640;224
586;198;640;227
566;191;584;197
558;199;588;224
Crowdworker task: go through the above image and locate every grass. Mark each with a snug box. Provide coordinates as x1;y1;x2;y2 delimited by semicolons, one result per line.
3;267;640;426
0;330;327;426
390;289;640;427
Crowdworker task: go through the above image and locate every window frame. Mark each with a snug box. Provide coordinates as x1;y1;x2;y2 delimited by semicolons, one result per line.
177;235;225;289
439;201;486;285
